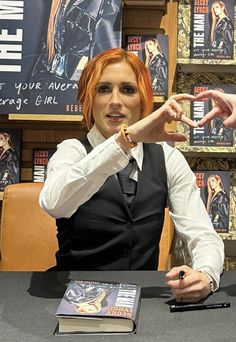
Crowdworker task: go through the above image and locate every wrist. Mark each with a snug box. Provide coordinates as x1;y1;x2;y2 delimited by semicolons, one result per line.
121;124;137;148
199;271;216;293
115;131;131;154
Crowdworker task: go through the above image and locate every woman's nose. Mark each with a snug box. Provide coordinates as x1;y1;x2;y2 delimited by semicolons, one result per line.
109;89;122;105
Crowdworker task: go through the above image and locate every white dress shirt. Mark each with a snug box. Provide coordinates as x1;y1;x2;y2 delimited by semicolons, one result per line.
39;125;224;286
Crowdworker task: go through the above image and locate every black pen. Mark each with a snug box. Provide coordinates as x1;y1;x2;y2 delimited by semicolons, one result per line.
178;270;185;280
170;301;231;312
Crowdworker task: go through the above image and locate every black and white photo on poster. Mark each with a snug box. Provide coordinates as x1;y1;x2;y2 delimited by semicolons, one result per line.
190;0;234;59
0;128;21;191
190;84;234;147
194;170;230;233
125;34;168;97
0;0;122;115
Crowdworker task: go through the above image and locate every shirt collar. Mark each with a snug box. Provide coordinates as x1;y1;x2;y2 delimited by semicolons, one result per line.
87;125;144;171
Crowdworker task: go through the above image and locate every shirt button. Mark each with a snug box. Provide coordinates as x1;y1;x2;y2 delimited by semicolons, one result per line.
127;223;132;229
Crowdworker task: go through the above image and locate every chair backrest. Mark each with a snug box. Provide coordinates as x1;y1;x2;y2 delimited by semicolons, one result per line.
158;208;174;271
0;183;58;271
0;183;173;271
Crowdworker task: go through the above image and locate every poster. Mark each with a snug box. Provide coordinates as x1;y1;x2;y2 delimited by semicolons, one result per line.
190;0;234;59
125;34;168;97
0;0;122;115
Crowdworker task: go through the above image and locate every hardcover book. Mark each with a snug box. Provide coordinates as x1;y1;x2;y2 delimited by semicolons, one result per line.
55;280;141;335
194;170;230;233
32;148;56;182
190;0;234;60
187;156;236;240
175;83;236;153
177;0;236;65
125;34;168;98
0;129;21;191
190;84;234;147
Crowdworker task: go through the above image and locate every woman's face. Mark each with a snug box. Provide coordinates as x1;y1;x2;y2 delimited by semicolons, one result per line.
212;3;223;16
145;40;157;53
92;61;142;138
0;134;8;148
209;176;219;190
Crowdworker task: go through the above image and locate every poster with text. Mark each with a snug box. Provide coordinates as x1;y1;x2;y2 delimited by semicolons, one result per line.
125;34;168;98
0;0;122;115
190;84;234;147
194;170;230;233
0;129;21;191
190;0;234;60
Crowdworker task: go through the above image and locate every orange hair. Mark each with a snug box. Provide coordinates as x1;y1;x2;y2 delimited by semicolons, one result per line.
78;48;154;130
208;174;223;190
212;1;228;16
47;0;70;63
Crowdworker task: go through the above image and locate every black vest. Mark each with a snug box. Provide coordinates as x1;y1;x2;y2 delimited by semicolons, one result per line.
56;139;168;270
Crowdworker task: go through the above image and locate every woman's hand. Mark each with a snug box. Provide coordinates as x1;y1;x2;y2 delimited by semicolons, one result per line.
196;90;236;129
166;265;212;303
128;94;197;144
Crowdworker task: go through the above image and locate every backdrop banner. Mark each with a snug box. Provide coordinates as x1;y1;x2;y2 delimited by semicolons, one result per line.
0;0;122;115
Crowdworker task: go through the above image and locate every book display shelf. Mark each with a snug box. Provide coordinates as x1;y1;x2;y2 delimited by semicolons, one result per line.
175;0;236;269
4;1;235;269
0;0;175;198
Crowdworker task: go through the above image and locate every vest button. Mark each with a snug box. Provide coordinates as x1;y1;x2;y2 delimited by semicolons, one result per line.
126;222;132;229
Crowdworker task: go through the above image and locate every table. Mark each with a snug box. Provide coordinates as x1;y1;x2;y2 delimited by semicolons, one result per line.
0;271;235;342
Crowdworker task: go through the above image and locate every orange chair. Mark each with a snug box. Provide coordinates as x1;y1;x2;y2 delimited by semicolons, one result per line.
0;183;173;271
0;183;58;271
158;208;174;271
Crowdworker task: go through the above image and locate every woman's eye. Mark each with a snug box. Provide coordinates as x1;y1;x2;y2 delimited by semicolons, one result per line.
96;85;110;93
122;86;137;94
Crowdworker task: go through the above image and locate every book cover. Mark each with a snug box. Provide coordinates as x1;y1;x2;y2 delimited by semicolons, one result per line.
0;0;122;115
194;170;230;233
187;157;236;239
32;148;56;182
190;84;234;147
0;129;21;191
175;82;236;153
190;0;234;60
177;0;236;65
125;34;168;98
55;279;141;335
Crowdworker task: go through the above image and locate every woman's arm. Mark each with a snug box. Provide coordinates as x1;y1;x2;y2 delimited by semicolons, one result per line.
165;147;224;301
39;137;129;218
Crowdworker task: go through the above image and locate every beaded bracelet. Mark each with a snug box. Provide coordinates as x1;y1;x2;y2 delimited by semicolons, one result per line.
120;124;137;148
200;271;215;293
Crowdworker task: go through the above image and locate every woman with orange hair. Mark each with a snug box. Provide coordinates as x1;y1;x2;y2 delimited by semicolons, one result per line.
0;132;19;190
32;0;121;81
209;0;233;57
144;38;168;96
206;174;229;232
29;0;121;113
40;48;224;303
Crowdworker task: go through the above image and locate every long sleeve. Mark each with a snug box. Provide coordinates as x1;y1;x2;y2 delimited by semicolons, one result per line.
163;145;224;288
39;135;129;219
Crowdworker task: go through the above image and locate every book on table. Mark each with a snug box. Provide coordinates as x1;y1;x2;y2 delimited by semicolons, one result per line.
55;279;141;335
